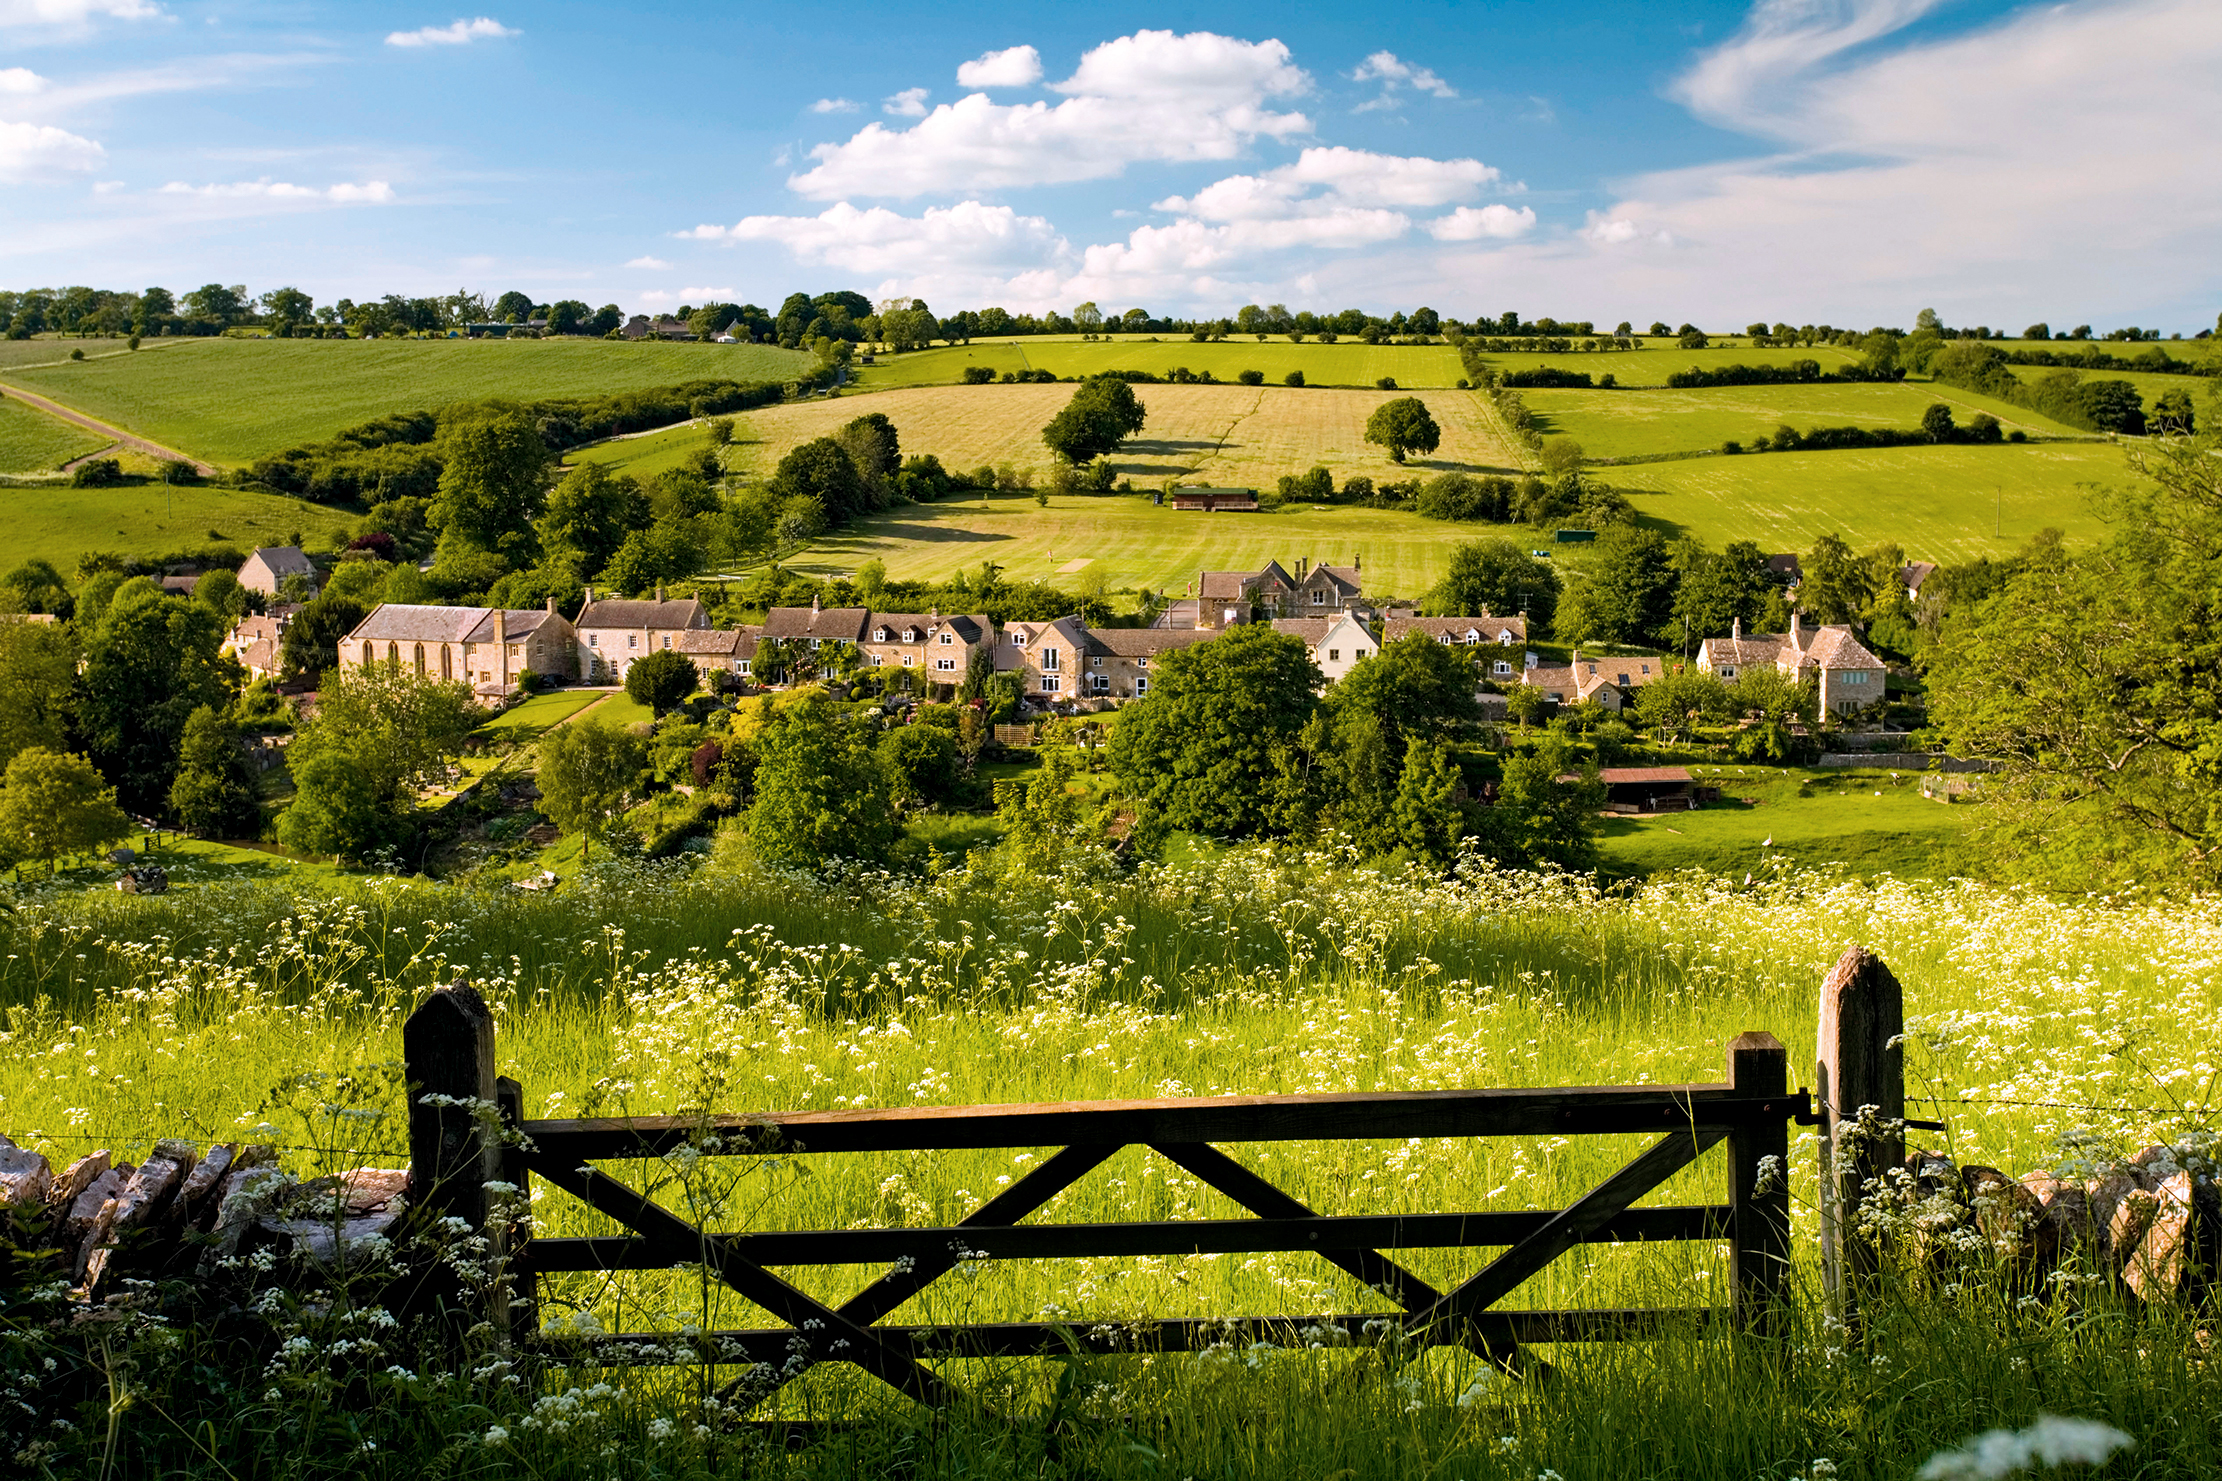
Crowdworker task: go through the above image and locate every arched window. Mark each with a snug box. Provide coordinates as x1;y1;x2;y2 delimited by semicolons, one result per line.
413;643;426;674
440;646;452;679
386;642;399;665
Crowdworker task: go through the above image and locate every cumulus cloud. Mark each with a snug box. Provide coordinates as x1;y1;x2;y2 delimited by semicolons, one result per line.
1351;49;1455;111
788;30;1311;198
883;86;928;117
0;118;102;179
625;255;671;269
955;44;1042;89
158;178;394;202
678;285;733;300
809;97;857;114
0;0;160;28
1427;204;1536;240
384;17;517;48
1154;149;1501;222
1578;213;1670;247
0;66;46;93
688;199;1069;275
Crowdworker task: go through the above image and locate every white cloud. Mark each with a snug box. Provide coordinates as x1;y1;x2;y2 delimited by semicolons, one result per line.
1672;0;1943;134
808;97;857;114
956;45;1042;89
1578;213;1669;247
0;0;160;29
1428;204;1536;240
0;118;102;179
1154;148;1501;222
691;199;1069;275
158;178;394;202
678;285;733;300
384;17;517;48
1350;49;1455;112
625;255;671;269
0;67;46;93
789;30;1310;198
883;86;929;118
91;177;121;192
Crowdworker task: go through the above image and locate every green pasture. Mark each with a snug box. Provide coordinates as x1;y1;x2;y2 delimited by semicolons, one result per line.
0;337;148;372
8;477;330;573
1467;342;1865;388
0;391;111;471
854;336;1468;390
1527;379;2086;459
1616;440;2136;560
566;421;725;481
775;490;1487;598
1597;765;1977;880
0;336;815;466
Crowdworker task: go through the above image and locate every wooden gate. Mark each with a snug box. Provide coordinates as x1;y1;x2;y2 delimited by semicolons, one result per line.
404;986;1800;1409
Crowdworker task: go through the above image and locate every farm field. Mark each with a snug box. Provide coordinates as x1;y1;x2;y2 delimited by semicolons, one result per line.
705;382;1519;487
1526;380;2087;458
0;337;147;372
1597;765;1976;880
773;489;1495;597
1615;440;2135;560
1465;342;1866;387
0;336;814;466
0;390;111;471
852;335;1468;390
8;477;330;572
2;858;2216;1473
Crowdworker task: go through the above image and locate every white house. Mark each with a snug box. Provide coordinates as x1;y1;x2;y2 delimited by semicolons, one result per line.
238;546;318;598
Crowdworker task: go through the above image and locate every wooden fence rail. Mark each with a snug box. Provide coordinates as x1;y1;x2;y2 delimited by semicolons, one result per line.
404;983;1803;1411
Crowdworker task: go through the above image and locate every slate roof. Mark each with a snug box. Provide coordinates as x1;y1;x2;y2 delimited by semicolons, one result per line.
248;546;317;581
1090;627;1216;657
677;625;760;658
343;604;568;646
1900;560;1938;594
1270;617;1332;645
1386;614;1527;646
761;604;869;641
1795;625;1884;671
460;608;566;645
575;597;706;631
863;612;992;646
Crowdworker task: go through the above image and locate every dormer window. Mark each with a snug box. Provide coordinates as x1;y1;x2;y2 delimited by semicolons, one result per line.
1312;590;1325;604
1437;634;1452;645
873;627;889;641
1010;632;1026;646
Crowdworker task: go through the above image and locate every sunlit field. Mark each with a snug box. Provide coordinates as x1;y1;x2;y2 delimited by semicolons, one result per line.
4;849;2218;1476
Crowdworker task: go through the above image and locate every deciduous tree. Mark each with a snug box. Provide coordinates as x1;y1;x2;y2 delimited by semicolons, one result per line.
745;690;899;868
0;747;131;876
1041;376;1148;465
1364;397;1441;463
625;649;699;716
535;718;648;865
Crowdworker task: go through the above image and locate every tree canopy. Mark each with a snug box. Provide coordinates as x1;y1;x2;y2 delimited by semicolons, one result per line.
0;747;131;876
1040;376;1148;465
625;650;699;716
745;690;899;868
1364;397;1442;463
535;718;648;865
429;405;552;557
1432;539;1561;634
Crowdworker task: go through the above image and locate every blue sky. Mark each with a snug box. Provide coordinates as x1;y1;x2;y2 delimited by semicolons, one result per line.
3;0;2217;328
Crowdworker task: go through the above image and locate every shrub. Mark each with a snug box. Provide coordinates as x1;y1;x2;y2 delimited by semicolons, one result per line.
1238;369;1264;386
71;457;125;488
1375;376;1398;390
1285;370;1305;387
962;365;996;385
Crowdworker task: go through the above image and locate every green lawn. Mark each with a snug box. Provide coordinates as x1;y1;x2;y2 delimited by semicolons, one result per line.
0;391;111;472
577;691;655;728
1597;764;1978;879
9;478;334;573
773;490;1498;599
478;688;604;738
1615;440;2138;560
1;337;815;466
1526;380;2087;459
852;336;1468;390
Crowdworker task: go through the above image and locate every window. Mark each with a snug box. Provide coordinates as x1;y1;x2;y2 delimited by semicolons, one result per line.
810;638;821;649
1135;677;1149;695
1041;675;1061;693
935;657;956;672
1355;649;1369;660
1090;674;1108;693
938;632;953;645
1312;590;1325;604
874;627;888;641
901;654;913;666
588;633;599;647
1328;648;1340;662
869;653;884;666
628;635;637;649
1437;634;1452;645
1091;655;1103;668
1041;647;1060;671
1009;631;1026;646
1617;673;1629;686
1465;633;1480;645
1493;660;1512;675
662;635;671;649
738;659;751;675
1719;665;1736;679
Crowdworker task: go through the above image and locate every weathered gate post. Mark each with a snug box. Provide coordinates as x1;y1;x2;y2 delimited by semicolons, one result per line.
1725;1030;1791;1332
403;981;506;1338
1815;947;1905;1333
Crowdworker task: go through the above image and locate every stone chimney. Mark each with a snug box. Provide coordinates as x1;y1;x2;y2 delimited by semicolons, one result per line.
655;584;665;602
1297;555;1308;577
493;607;508;686
811;590;822;613
1731;616;1741;640
1353;550;1362;571
546;596;557;615
582;585;593;605
1790;609;1803;646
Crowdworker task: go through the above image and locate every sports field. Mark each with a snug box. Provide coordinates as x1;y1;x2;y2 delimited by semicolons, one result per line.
0;391;111;472
1526;379;2087;458
1614;440;2133;560
773;490;1488;599
0;336;814;466
10;478;329;572
687;383;1521;487
852;336;1467;390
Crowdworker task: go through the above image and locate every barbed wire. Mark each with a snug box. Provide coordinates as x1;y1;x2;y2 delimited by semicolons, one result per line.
1906;1094;2213;1118
2;1127;407;1160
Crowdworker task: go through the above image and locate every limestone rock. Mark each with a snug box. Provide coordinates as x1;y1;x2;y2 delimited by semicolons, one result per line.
2126;1172;2196;1301
0;1140;51;1210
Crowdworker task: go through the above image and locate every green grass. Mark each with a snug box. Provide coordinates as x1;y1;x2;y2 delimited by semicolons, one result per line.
565;421;726;481
579;691;655;728
774;489;1499;598
852;335;1468;390
7;477;332;572
1467;342;1866;388
1526;380;2087;459
1616;440;2138;560
0;390;111;472
478;687;604;738
1597;764;1977;879
0;337;815;466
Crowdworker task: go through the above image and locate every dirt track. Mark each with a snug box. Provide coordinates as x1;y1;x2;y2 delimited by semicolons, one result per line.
0;381;216;476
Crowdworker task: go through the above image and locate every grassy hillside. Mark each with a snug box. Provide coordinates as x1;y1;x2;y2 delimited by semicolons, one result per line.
1465;342;1866;387
1615;440;2132;560
1526;380;2088;458
0;392;111;472
771;489;1492;597
1;336;814;465
10;478;329;572
682;382;1519;488
1598;765;1976;880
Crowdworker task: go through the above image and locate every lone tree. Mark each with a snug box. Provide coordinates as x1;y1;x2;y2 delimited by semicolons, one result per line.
1364;397;1441;464
1041;375;1147;466
625;649;699;716
168;705;261;838
535;718;648;865
0;747;131;877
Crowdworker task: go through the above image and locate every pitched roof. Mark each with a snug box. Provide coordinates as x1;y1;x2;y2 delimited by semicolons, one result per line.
247;546;316;580
678;624;760;658
1800;625;1885;671
1087;626;1217;657
1387;614;1527;645
576;596;706;631
1309;564;1363;595
461;608;567;644
1900;560;1938;593
1699;636;1781;669
1270;617;1332;645
863;611;991;646
1198;570;1256;602
1597;766;1693;785
761;604;869;641
346;604;486;644
1766;553;1803;581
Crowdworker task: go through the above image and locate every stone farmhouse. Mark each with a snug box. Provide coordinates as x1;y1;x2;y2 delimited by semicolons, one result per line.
238;545;318;598
677;625;761;679
574;588;709;683
1271;611;1379;684
995;618;1214;701
760;597;871;651
1522;651;1650;712
222;613;289;681
1385;614;1530;685
337;602;577;694
1695;614;1886;715
858;610;996;678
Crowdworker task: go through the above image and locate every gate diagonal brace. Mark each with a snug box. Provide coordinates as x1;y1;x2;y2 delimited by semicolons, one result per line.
1407;1126;1727;1351
707;1142;1123;1411
527;1153;957;1410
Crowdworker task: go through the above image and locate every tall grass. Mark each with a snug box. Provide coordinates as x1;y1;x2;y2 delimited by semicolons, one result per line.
3;848;2216;1477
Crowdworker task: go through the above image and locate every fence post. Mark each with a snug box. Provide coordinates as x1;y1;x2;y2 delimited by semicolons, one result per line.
495;1073;537;1339
1725;1030;1790;1333
1815;946;1904;1331
403;981;504;1337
